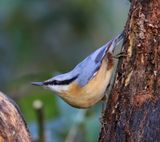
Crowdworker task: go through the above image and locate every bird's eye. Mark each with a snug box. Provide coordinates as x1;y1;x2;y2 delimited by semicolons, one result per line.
53;80;59;85
43;80;58;85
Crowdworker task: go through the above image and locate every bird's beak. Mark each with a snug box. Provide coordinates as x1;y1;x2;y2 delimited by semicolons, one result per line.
32;82;44;86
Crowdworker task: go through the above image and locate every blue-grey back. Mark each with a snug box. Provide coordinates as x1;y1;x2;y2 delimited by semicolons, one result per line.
50;32;124;87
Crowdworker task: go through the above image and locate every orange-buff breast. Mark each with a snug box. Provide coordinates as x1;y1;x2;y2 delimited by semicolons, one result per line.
59;52;114;108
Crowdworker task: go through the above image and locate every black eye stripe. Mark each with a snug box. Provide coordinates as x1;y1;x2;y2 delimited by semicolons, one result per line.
44;75;78;86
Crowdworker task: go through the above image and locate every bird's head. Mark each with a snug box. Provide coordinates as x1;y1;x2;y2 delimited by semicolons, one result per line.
32;73;78;93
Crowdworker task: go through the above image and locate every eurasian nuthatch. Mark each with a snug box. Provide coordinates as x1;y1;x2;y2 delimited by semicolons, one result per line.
32;32;124;108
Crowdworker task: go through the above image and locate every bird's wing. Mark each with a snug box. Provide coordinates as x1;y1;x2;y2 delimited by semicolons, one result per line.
75;57;101;87
75;32;124;87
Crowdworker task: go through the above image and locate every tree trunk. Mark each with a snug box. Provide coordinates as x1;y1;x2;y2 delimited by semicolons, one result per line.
99;0;160;141
0;91;31;142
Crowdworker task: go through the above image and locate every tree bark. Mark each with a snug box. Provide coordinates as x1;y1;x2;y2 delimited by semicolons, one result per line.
99;0;160;141
0;91;31;142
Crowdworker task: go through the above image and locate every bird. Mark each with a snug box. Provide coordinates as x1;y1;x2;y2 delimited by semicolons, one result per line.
32;32;124;108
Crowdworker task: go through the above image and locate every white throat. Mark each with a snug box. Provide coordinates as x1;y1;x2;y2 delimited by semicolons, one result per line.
47;85;70;93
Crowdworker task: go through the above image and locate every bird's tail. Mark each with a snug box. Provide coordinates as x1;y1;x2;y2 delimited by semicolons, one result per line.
107;31;125;53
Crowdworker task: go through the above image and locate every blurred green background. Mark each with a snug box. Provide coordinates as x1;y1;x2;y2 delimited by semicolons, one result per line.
0;0;129;141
